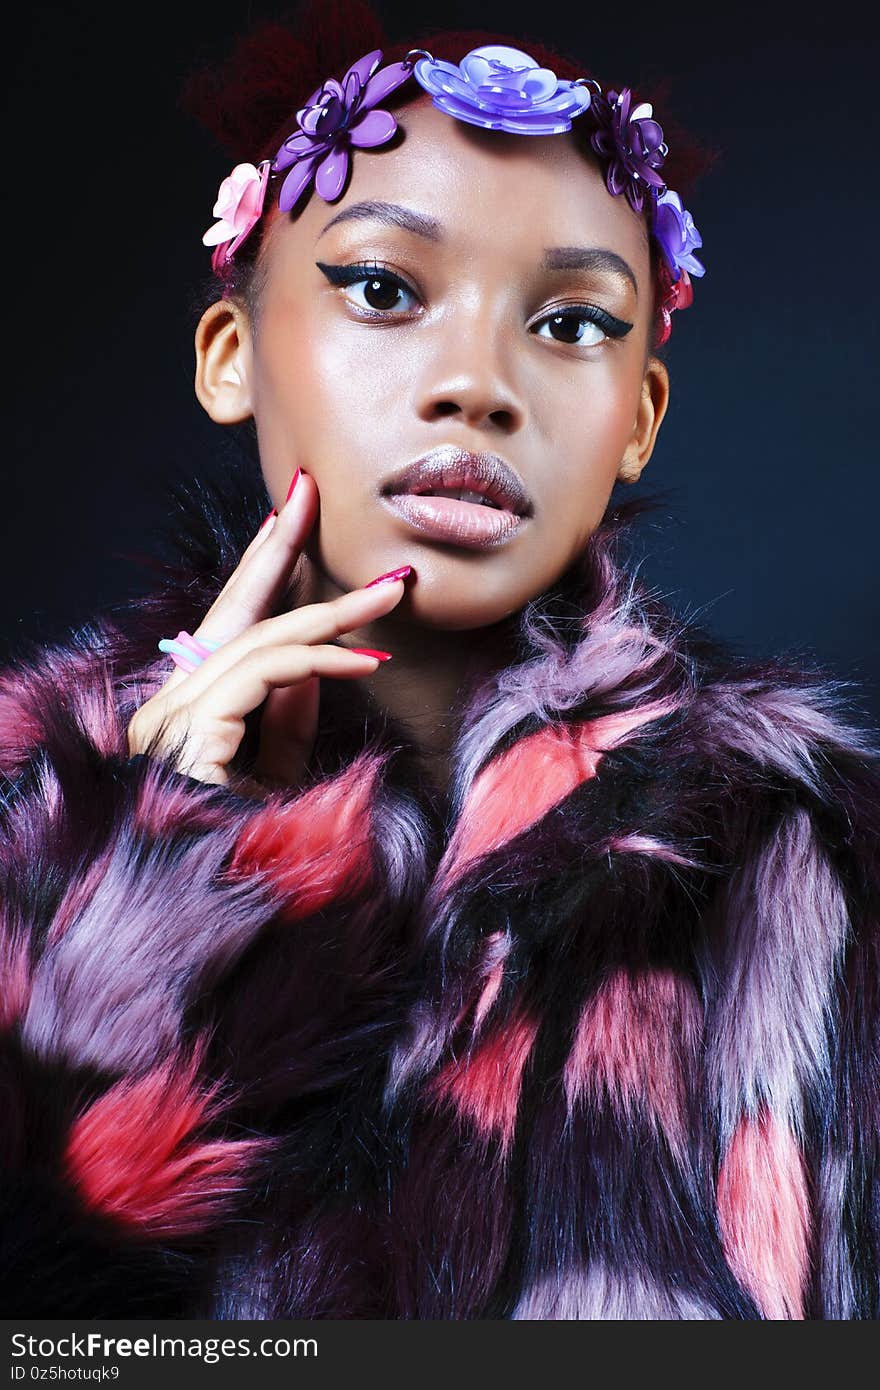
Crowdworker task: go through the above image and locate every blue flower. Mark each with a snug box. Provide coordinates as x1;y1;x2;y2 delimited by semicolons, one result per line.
651;189;706;281
411;44;592;134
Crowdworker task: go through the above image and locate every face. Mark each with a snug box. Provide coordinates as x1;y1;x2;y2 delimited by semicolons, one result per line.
199;94;669;631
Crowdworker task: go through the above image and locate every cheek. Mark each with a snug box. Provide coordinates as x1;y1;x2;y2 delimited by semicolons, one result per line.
538;357;642;517
309;322;412;424
253;312;404;486
254;315;335;431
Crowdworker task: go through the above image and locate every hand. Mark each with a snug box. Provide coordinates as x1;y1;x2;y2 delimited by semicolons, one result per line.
127;471;408;793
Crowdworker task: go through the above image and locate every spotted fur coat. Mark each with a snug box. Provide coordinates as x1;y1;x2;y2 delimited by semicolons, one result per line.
1;464;878;1319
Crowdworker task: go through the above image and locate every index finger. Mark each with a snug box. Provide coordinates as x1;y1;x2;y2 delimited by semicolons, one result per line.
202;470;318;639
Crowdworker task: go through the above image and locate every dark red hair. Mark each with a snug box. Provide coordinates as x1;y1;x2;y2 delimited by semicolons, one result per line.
183;0;718;351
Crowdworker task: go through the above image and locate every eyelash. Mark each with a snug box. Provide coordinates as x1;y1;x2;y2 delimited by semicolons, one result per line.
315;260;633;345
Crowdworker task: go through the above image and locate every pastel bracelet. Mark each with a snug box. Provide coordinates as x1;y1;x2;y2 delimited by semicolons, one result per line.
158;630;224;674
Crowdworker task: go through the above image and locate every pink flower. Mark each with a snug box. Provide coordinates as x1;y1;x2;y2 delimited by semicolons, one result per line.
655;267;694;345
202;163;270;265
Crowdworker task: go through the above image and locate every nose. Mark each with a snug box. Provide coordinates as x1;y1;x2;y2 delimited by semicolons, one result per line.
413;308;527;434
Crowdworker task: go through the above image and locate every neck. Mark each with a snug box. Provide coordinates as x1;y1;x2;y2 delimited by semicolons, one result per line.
300;562;522;800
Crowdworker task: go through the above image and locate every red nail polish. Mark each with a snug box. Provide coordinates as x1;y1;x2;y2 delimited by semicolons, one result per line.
285;468;301;502
351;647;393;662
365;565;413;588
259;509;277;530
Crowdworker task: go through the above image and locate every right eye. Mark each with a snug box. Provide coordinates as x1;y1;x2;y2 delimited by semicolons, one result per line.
315;260;420;318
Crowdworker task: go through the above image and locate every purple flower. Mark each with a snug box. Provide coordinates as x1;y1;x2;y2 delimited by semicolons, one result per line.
651;189;706;281
589;88;668;214
272;48;414;212
411;44;592;134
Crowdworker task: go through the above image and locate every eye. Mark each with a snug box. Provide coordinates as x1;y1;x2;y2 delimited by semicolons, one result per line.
315;260;419;317
531;304;633;346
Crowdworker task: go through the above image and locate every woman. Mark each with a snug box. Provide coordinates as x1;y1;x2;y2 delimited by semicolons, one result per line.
1;3;878;1319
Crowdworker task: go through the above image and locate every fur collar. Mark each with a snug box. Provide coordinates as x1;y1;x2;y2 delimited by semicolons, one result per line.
2;450;880;1320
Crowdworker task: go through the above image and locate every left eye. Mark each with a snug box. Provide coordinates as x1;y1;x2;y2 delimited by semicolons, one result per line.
532;309;608;346
344;270;418;315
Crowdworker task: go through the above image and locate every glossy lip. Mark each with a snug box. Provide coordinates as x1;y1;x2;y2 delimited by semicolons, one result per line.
380;446;534;518
380;492;526;550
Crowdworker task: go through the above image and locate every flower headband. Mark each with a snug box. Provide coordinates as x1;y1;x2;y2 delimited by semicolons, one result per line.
203;44;705;344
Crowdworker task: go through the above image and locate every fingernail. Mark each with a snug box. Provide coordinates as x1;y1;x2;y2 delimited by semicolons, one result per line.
351;647;393;662
365;565;412;588
285;468;301;503
259;509;277;531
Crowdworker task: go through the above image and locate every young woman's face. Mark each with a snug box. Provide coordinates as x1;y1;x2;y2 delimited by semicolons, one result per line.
234;95;668;629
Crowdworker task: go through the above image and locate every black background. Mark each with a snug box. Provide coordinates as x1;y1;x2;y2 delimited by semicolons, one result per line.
4;2;879;720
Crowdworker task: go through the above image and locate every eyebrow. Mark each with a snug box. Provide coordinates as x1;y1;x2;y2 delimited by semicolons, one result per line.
319;200;443;242
542;247;638;297
318;200;639;296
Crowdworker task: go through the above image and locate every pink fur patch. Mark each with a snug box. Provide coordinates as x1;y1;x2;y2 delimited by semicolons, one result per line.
438;703;676;888
442;932;512;1043
65;1039;266;1237
463;930;512;1037
563;967;703;1154
716;1106;811;1319
472;959;506;1032
225;752;383;919
428;1007;540;1156
605;832;705;868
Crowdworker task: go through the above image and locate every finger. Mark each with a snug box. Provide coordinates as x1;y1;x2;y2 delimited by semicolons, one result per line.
161;575;406;705
210;509;280;603
157;473;318;697
253;675;321;790
188;642;388;727
136;644;382;784
157;513;282;699
196;471;319;643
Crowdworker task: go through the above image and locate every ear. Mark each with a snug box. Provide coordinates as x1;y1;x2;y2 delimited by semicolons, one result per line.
617;355;670;485
194;298;254;424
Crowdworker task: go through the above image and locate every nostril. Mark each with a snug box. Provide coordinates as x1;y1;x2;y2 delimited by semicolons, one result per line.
489;408;516;429
433;402;460;418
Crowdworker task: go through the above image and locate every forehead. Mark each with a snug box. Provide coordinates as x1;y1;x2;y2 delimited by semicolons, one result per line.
267;93;649;273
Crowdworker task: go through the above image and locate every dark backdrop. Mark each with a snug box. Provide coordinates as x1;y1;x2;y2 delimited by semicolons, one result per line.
4;2;879;721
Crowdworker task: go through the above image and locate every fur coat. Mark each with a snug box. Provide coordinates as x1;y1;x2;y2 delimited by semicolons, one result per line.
1;461;879;1320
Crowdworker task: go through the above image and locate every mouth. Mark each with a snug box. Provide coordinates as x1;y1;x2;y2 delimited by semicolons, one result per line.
379;446;533;550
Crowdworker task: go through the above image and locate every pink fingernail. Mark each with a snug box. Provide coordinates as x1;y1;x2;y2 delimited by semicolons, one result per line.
285;468;301;502
365;565;413;588
351;647;393;661
258;509;277;531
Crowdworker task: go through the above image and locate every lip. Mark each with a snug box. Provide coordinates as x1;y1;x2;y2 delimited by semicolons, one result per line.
381;493;527;549
382;446;533;517
379;446;533;551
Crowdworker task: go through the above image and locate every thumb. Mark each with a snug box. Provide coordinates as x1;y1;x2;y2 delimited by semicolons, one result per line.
252;675;321;793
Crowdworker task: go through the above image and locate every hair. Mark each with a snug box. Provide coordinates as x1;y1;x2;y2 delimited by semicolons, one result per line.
183;0;719;355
